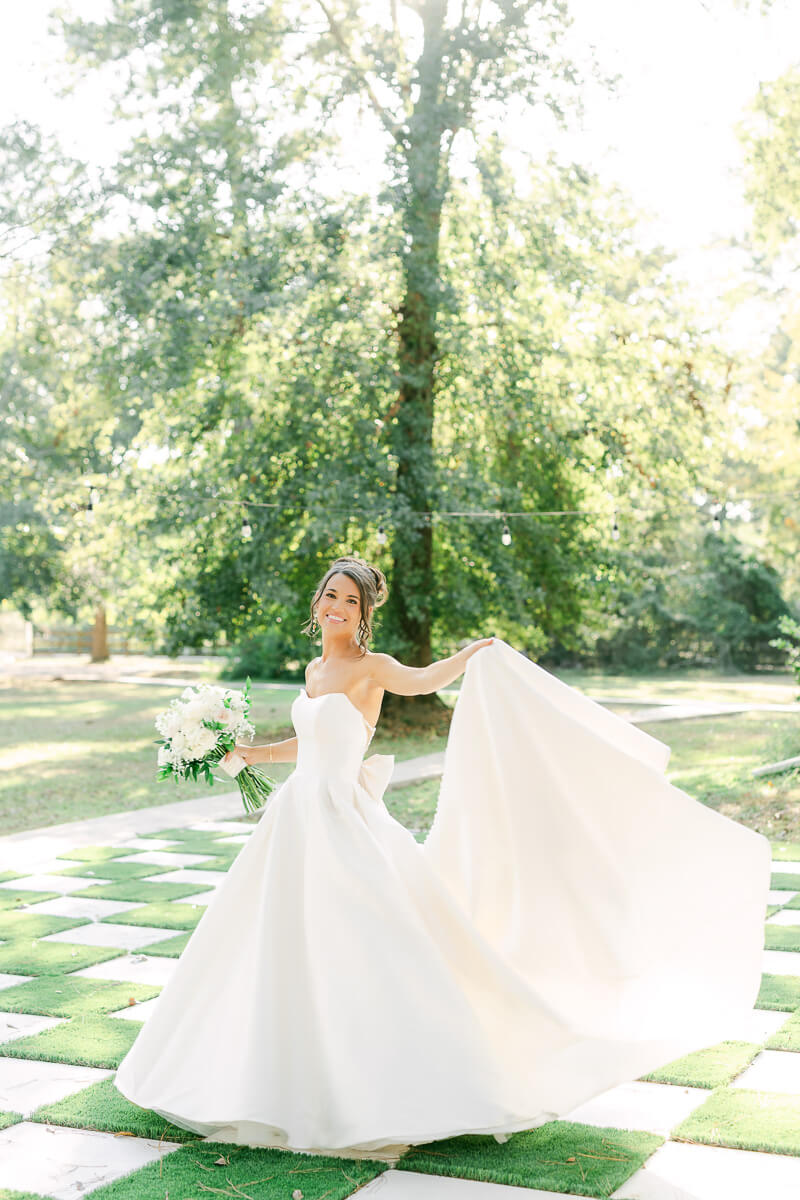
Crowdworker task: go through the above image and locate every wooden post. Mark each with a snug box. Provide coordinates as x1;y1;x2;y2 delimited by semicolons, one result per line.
90;603;109;662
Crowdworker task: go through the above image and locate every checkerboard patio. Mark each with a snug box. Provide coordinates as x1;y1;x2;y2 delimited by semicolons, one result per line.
0;816;798;1199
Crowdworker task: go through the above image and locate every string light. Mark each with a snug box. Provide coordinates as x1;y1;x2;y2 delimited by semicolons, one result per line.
52;478;800;530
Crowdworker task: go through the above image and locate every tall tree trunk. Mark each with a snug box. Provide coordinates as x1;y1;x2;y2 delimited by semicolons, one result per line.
389;1;446;686
90;602;108;662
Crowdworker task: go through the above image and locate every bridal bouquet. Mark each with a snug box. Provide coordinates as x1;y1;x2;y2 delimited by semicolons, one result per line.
154;680;275;814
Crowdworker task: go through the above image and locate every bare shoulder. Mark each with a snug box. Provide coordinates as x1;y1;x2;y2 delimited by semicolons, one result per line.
304;656;322;684
366;651;407;686
366;650;398;673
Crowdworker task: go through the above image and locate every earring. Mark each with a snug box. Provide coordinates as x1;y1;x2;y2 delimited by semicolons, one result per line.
310;614;319;635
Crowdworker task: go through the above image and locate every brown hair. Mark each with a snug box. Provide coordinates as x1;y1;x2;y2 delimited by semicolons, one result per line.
302;556;388;653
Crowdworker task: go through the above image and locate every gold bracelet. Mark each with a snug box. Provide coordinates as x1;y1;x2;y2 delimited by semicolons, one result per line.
269;744;273;764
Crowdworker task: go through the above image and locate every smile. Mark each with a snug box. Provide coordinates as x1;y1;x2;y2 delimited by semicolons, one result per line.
326;615;345;623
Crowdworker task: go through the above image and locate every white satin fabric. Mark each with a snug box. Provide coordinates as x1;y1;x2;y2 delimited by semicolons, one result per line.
114;641;771;1161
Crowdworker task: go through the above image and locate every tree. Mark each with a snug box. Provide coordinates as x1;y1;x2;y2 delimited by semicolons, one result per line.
51;0;601;686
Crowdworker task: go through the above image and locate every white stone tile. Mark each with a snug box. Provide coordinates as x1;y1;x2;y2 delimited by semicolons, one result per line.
16;858;86;874
730;1048;800;1093
0;1057;112;1115
0;972;33;989
214;834;250;844
0;873;111;895
563;1080;708;1136
112;838;181;851
611;1138;800;1199
0;1120;182;1200
73;953;177;986
762;949;800;975
41;923;179;951
108;996;160;1023
144;868;224;887
725;1007;793;1043
0;1011;64;1044
772;861;800;874
21;895;142;921
357;1172;587;1199
767;910;800;927
121;850;214;867
189;820;255;833
768;890;797;905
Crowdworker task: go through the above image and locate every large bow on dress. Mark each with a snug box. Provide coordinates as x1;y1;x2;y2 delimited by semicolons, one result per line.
358;753;395;801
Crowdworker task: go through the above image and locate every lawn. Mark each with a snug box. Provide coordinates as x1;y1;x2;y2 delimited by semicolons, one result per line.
2;665;798;840
0;677;455;836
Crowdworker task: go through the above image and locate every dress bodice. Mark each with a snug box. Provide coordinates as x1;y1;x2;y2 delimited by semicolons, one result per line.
292;688;375;782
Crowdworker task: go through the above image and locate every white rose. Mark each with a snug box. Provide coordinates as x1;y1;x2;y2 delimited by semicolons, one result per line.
182;698;211;724
162;709;185;739
187;727;218;759
170;730;188;758
157;745;174;767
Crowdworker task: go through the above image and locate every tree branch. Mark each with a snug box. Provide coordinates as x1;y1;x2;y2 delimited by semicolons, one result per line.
314;0;406;146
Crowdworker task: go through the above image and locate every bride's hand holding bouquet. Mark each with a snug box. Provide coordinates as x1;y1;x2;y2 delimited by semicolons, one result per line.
154;679;275;814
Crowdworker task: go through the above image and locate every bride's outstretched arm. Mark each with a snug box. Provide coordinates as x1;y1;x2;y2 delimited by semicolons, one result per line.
369;638;493;697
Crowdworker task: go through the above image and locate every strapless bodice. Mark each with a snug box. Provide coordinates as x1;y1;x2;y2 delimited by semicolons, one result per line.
291;688;375;781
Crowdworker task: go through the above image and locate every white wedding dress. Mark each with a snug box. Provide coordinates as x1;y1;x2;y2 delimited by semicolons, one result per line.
114;640;771;1162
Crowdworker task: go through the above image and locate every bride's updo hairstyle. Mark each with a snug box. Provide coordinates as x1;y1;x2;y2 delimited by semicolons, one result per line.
303;556;388;653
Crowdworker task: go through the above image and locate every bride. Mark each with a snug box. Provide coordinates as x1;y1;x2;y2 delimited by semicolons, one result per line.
113;555;771;1163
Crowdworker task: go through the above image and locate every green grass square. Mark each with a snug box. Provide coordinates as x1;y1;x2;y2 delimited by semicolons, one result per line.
71;880;208;903
85;1140;387;1200
0;976;160;1018
771;842;800;861
638;1041;760;1089
756;973;800;1010
782;894;800;909
101;902;203;931
137;932;190;957
192;856;237;872
0;912;88;941
56;861;173;882
766;1011;800;1051
0;872;22;883
765;925;800;951
0;1188;49;1200
158;838;234;857
672;1086;800;1155
56;846;140;863
0;1015;141;1069
770;873;800;891
30;1077;198;1143
134;827;218;841
0;1111;23;1131
0;940;126;977
397;1121;662;1196
0;891;61;911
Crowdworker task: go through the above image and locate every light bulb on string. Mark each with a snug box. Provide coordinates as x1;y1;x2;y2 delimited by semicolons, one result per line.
501;521;512;546
85;488;96;524
240;507;252;540
376;525;387;545
611;514;620;541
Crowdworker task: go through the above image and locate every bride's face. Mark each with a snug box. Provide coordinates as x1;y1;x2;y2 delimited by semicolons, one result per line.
316;573;363;637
